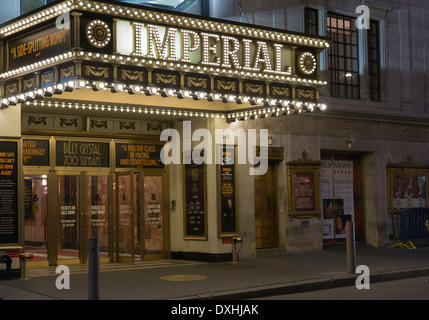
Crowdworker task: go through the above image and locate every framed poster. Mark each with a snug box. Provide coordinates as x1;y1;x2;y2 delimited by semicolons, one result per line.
387;167;429;213
115;142;164;169
56;140;110;167
287;163;320;220
218;145;237;235
22;139;50;166
0;141;19;244
183;162;207;239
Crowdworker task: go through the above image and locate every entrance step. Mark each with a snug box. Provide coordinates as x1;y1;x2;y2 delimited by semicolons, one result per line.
27;259;206;278
255;248;288;258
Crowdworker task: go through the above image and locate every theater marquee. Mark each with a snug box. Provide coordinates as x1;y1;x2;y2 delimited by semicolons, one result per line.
0;0;330;118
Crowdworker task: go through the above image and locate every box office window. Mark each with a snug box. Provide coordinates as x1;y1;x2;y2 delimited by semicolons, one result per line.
327;12;360;100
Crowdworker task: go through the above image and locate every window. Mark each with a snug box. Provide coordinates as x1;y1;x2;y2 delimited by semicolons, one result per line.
116;0;203;14
368;20;380;102
327;13;360;99
21;0;44;15
304;8;319;36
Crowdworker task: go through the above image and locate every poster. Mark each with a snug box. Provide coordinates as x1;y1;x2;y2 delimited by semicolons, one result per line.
392;175;426;209
0;141;18;244
294;173;315;212
184;162;205;237
219;145;236;233
115;143;164;169
23;139;50;166
56;141;110;167
8;23;70;70
320;160;354;240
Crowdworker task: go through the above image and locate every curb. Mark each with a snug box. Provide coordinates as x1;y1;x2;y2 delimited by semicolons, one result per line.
171;267;429;300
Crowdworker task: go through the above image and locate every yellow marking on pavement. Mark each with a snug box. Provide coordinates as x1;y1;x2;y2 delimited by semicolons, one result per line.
160;274;207;282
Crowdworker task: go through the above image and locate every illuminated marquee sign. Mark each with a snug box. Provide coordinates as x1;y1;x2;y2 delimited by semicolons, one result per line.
115;20;296;77
8;24;70;71
0;1;329;112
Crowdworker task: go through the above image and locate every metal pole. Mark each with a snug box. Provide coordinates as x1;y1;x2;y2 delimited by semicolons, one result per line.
346;222;356;274
88;237;100;300
20;259;28;280
232;241;237;263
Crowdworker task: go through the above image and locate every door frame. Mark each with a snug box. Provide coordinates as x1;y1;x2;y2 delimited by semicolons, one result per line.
22;170;52;267
254;163;278;248
115;171;136;263
54;170;112;264
114;169;169;262
54;170;82;265
83;171;114;263
140;170;167;260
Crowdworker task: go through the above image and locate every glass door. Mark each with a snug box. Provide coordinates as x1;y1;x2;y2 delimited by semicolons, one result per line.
56;172;111;264
57;173;81;263
86;174;111;262
115;172;137;263
23;174;49;265
143;175;164;258
115;172;165;262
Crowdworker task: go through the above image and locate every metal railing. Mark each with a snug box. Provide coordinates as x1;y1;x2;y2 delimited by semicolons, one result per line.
391;208;429;246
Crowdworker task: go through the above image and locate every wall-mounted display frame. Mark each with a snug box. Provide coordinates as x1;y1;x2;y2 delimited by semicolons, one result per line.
287;152;321;220
387;166;429;213
183;161;207;240
217;144;238;236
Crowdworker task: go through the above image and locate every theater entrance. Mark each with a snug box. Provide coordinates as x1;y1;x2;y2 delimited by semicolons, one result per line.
22;137;167;266
56;171;112;265
115;171;165;263
24;170;112;266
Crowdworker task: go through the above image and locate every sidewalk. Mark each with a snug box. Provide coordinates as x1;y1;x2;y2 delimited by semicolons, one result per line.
0;243;428;300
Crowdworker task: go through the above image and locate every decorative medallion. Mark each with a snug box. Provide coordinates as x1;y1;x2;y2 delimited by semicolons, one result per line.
86;20;111;48
298;52;316;75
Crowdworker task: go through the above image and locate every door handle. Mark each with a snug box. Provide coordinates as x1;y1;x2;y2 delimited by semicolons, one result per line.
80;212;88;227
267;196;274;216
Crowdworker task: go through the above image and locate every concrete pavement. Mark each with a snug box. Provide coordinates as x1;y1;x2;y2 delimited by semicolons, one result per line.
0;243;428;300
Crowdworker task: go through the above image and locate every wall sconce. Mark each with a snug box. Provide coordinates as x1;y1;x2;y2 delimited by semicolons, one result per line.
347;140;352;149
268;136;273;145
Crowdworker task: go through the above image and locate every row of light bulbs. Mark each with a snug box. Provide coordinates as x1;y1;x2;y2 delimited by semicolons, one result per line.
227;101;326;121
0;0;330;50
3;79;326;120
27;99;225;118
0;52;75;79
25;98;326;122
0;48;326;87
0;1;72;36
76;51;327;85
76;0;330;48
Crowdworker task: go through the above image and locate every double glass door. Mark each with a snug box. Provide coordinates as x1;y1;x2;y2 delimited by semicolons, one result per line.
24;170;165;265
116;172;164;262
56;172;111;264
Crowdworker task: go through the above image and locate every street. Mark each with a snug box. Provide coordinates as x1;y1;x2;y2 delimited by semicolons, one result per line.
254;276;429;300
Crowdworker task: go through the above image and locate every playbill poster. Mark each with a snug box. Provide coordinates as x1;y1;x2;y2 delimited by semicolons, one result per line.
320;160;354;240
